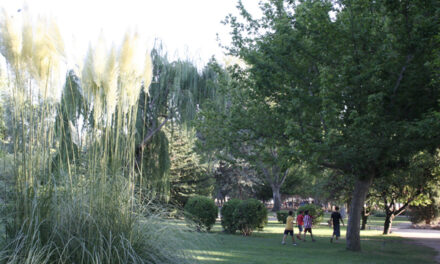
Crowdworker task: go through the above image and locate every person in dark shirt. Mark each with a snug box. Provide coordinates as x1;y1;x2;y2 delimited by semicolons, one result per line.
330;206;344;243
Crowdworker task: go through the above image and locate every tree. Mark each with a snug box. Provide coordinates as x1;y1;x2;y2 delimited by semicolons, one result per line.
134;52;225;197
167;125;213;207
254;181;273;203
360;195;377;231
373;152;440;234
196;62;294;211
224;0;440;251
212;161;261;201
409;194;440;225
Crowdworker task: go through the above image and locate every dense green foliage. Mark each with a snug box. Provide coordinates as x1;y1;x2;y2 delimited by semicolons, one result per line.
370;152;440;234
298;204;324;226
1;1;440;261
276;210;290;224
220;199;268;235
409;204;440;225
0;12;215;263
220;198;241;234
409;188;440;224
233;199;268;236
135;52;223;202
185;196;218;231
195;58;293;212
168;126;213;207
223;0;440;251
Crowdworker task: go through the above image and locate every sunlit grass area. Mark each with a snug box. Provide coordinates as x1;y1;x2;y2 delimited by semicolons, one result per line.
188;219;436;264
322;212;411;229
366;216;410;227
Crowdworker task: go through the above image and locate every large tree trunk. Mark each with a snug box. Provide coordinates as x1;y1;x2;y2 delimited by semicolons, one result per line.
383;213;394;234
346;177;373;251
271;185;281;212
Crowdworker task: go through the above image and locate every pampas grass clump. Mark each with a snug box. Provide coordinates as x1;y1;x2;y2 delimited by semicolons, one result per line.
0;9;210;264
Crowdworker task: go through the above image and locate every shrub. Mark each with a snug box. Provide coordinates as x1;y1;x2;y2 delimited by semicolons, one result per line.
0;181;209;264
372;210;386;217
0;15;211;263
297;204;323;226
221;199;241;233
184;196;218;231
233;199;267;236
276;210;290;224
409;204;440;224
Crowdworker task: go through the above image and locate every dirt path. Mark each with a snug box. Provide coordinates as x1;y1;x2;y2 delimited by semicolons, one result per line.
393;224;440;263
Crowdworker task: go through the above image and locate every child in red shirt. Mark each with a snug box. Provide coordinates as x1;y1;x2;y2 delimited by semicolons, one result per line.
296;210;304;240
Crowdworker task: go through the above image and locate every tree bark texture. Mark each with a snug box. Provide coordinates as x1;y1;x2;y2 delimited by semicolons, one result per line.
361;214;368;231
346;177;373;251
272;185;281;212
383;214;394;235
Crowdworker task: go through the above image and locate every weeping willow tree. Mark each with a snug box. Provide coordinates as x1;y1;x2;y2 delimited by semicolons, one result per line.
134;50;227;202
0;10;208;264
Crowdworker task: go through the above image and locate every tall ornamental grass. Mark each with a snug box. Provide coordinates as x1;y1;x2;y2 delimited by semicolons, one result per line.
0;9;209;263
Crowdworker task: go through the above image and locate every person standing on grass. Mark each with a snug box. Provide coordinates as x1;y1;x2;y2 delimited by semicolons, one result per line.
303;210;316;242
330;206;344;243
281;211;297;245
296;210;304;240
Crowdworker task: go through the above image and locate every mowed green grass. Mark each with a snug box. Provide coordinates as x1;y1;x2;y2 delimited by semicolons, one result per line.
189;219;437;264
322;212;410;230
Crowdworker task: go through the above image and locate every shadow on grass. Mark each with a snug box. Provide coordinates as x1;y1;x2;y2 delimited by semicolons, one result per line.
182;221;437;264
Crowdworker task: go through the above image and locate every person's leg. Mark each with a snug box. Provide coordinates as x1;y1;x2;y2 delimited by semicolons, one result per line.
282;233;287;244
291;231;296;243
310;229;316;242
336;226;340;241
303;228;310;241
334;225;340;242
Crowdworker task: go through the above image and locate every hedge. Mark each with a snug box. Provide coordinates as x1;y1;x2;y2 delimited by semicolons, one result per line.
221;199;241;233
276;210;290;224
184;196;217;231
233;199;268;236
220;198;267;235
297;204;323;226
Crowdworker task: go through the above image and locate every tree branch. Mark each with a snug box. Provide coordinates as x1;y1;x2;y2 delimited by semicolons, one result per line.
393;54;414;95
137;116;169;152
280;168;290;187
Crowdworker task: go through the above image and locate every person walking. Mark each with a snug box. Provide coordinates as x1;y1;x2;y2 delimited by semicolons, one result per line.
296;210;304;240
281;211;297;245
303;210;316;242
330;206;344;243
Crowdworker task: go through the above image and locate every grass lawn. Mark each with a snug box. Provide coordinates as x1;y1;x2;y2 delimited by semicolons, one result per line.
189;219;437;264
322;212;410;230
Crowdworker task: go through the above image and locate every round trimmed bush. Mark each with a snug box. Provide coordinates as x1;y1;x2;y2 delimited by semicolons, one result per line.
221;199;241;233
297;204;323;226
276;210;290;224
184;196;217;231
233;199;267;236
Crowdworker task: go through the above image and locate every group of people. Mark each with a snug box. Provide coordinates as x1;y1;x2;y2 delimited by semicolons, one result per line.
281;206;344;246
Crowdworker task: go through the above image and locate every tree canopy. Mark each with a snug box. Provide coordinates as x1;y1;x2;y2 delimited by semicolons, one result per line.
223;0;440;251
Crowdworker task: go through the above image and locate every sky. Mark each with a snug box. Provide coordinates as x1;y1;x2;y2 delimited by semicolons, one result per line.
1;0;262;67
